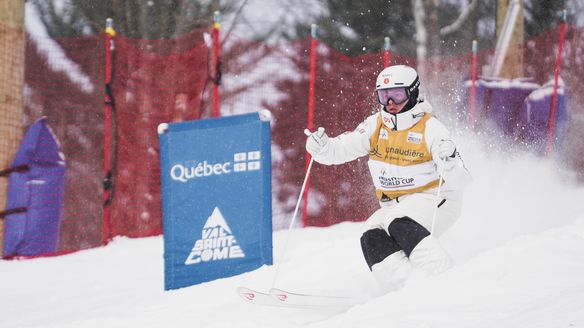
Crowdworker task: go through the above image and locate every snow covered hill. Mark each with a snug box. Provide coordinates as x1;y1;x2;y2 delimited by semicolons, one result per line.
2;135;584;328
2;218;584;327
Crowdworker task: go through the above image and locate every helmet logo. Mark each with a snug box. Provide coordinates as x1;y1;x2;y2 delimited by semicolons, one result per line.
383;78;390;84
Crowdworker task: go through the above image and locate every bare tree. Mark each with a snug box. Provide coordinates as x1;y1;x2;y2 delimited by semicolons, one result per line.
28;0;236;39
440;0;480;36
412;0;479;81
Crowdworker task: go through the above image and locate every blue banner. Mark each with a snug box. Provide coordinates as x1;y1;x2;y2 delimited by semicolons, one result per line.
158;113;272;290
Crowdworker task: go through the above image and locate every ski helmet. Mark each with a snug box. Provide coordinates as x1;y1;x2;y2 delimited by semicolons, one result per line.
375;65;420;112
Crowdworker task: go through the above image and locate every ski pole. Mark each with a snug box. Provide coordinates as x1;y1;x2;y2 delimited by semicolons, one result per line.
430;157;446;235
270;129;317;289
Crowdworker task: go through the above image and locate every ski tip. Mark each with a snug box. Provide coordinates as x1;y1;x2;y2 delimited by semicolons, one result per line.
269;288;288;302
236;287;256;301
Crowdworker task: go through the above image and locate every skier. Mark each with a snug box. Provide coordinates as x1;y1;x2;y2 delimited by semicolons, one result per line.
305;65;471;292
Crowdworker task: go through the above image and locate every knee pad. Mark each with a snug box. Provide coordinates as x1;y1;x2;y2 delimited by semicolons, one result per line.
387;216;430;257
360;228;401;270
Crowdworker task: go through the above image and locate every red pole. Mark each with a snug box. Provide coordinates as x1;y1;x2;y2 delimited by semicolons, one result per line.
212;11;221;117
470;40;478;130
302;24;318;228
103;19;116;244
545;13;566;156
383;37;391;67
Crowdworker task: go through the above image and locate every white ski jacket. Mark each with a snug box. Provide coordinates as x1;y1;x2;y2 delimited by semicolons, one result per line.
311;100;471;203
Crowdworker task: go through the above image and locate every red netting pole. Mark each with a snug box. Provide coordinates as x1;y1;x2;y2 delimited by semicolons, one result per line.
103;18;116;244
546;12;567;156
383;36;391;67
212;11;221;117
470;40;478;130
302;24;318;227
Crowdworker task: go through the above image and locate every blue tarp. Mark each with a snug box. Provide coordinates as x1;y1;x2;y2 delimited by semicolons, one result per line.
459;77;568;154
518;79;568;154
464;77;540;134
158;112;273;290
3;117;66;257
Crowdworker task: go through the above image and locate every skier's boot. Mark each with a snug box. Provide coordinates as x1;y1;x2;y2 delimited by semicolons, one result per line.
371;250;413;293
409;235;453;274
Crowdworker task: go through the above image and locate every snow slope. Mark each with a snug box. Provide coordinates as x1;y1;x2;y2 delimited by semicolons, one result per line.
2;136;584;328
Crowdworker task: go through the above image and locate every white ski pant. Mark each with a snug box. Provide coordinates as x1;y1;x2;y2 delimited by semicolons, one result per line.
363;189;461;237
362;190;462;292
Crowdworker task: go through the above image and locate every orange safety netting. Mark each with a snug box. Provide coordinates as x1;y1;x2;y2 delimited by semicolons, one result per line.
109;28;211;239
17;24;584;253
222;25;584;227
25;33;105;250
24;28;211;251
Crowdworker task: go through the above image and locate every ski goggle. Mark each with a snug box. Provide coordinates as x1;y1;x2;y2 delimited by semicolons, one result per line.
376;87;409;105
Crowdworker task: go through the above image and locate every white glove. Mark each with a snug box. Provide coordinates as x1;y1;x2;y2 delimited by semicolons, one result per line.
434;139;457;171
305;127;329;155
436;139;456;160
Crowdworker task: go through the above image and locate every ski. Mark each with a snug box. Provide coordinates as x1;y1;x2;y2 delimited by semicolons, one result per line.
237;287;356;309
237;287;285;307
269;288;356;309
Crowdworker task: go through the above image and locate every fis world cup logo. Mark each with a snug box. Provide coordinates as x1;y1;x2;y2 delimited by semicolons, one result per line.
379;176;415;188
170;151;261;183
184;207;245;265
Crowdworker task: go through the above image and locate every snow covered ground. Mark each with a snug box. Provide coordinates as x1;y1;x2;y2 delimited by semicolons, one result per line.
12;2;584;326
2;131;584;328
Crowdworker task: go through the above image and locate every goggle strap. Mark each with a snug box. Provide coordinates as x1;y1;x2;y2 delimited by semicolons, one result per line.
408;77;420;93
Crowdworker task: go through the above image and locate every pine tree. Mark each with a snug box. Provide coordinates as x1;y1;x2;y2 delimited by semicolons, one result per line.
287;0;416;56
524;1;567;39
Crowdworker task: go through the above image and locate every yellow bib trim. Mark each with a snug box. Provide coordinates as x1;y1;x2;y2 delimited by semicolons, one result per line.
368;113;439;201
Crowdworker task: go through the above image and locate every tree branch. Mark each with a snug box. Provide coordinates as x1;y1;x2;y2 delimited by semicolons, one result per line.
440;0;479;36
412;0;427;61
222;0;249;45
